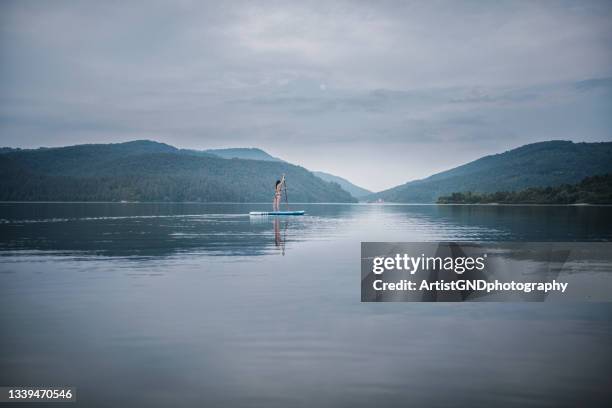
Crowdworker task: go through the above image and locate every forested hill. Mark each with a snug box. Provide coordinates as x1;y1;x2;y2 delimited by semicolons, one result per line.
437;174;612;204
0;140;356;202
367;141;612;203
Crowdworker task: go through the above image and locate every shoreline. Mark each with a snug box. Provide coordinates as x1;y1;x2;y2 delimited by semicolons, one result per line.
0;201;611;207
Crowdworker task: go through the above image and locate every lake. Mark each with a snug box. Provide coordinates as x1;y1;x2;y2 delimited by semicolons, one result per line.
1;203;611;407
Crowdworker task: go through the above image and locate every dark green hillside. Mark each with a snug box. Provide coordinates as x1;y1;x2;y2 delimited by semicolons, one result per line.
437;174;612;204
0;141;355;203
0;140;178;176
368;141;612;203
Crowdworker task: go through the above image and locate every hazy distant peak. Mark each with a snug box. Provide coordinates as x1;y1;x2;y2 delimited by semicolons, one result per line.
205;148;283;162
313;171;372;199
117;139;177;149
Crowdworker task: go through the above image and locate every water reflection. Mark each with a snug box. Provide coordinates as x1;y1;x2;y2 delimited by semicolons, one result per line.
1;203;611;259
249;215;288;255
274;218;286;255
1;203;612;407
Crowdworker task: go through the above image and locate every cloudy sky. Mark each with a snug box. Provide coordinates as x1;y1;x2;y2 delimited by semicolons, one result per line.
1;0;611;190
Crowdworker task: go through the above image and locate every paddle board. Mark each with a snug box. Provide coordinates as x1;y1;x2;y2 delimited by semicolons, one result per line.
249;211;305;216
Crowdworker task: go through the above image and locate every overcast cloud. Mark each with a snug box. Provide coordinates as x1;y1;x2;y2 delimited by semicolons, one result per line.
1;0;611;190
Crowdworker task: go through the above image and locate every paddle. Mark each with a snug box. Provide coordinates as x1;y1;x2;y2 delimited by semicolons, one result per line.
282;174;290;211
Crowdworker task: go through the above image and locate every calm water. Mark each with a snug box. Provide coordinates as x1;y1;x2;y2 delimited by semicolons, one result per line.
1;203;611;407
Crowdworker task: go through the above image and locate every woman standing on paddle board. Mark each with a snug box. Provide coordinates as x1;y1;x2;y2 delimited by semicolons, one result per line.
273;175;285;211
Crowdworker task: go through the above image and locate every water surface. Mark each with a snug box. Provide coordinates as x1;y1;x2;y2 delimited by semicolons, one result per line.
1;203;611;407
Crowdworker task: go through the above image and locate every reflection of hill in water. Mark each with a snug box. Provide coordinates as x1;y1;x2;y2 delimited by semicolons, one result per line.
0;203;360;258
389;205;612;241
1;214;287;258
1;203;611;258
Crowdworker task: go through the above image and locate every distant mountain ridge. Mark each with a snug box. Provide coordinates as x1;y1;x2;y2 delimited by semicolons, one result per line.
367;141;612;203
205;148;282;162
5;139;610;204
199;148;372;199
0;140;355;203
313;171;371;199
